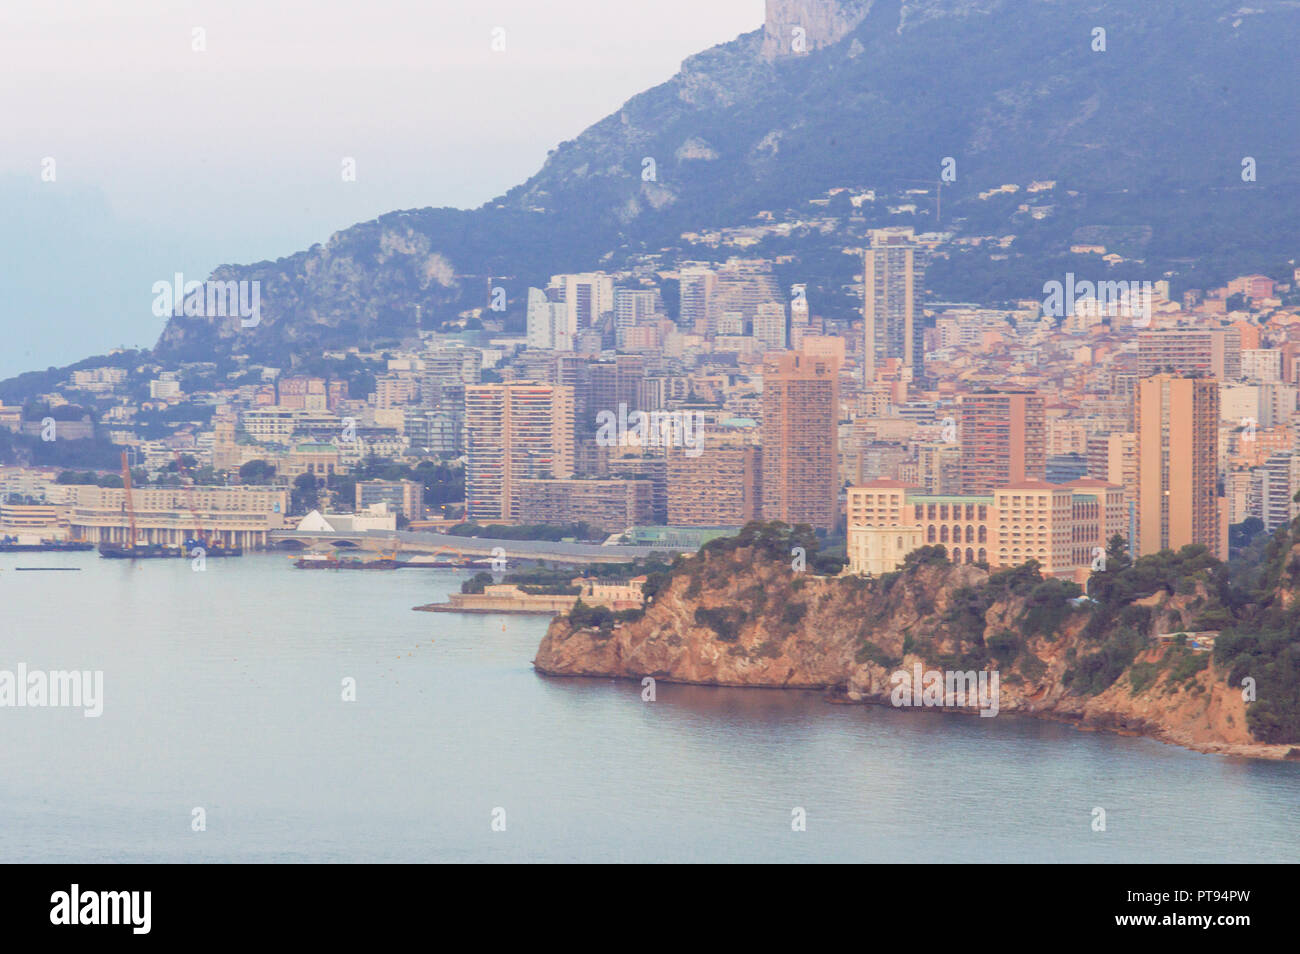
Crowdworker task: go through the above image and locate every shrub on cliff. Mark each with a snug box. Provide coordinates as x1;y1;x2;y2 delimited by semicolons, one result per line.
904;545;950;569
1020;579;1082;639
694;606;747;642
943;586;996;641
986;630;1021;660
568;599;615;634
1063;628;1145;696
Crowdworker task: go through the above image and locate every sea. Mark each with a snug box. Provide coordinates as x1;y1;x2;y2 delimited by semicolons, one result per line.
1;552;1297;863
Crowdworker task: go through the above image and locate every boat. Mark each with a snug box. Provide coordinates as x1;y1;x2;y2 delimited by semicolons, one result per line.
184;538;243;557
98;542;185;559
294;553;401;570
0;539;94;553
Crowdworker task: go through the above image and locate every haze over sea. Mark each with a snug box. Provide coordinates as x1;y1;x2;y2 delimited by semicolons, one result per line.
2;552;1297;863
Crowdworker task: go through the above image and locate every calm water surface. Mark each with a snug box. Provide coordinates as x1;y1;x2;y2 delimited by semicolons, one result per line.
1;552;1297;862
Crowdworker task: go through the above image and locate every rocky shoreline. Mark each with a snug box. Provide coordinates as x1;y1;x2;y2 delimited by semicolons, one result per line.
532;541;1300;762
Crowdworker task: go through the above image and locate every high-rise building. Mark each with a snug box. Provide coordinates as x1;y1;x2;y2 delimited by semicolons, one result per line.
959;390;1046;494
1086;431;1138;545
465;382;575;523
614;287;663;348
1255;451;1300;532
549;272;615;333
752;301;788;351
666;438;761;527
1241;348;1283;383
587;356;647;431
608;455;669;523
679;267;716;337
515;478;654;533
355;480;425;522
760;352;840;531
1138;329;1240;381
1135;375;1220;556
526;288;569;350
405;408;462;455
709;259;784;337
863;228;924;383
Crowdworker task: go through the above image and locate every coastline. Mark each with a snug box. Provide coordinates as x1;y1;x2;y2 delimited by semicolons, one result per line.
532;662;1300;761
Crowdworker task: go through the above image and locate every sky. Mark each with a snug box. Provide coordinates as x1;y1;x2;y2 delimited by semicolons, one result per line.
0;0;763;379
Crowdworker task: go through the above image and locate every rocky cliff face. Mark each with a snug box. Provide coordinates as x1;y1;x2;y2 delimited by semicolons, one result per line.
761;0;874;60
534;542;1300;760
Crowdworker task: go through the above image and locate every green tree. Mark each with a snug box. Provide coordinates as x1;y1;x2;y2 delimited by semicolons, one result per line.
239;459;277;484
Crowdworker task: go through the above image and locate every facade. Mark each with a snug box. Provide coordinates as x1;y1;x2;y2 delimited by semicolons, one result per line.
846;478;1125;582
607;455;669;524
1138;330;1240;380
405;408;462;455
1255;451;1300;531
844;482;924;576
1135;375;1221;557
355;479;425;521
465;382;575;523
515;478;654;533
752;301;788;351
666;439;762;527
1086;431;1137;508
959;389;1046;494
68;485;289;549
526;287;570;351
760;352;840;531
282;443;343;479
679;267;718;338
613;287;662;347
241;408;299;445
863;228;923;382
549;272;615;337
0;503;66;540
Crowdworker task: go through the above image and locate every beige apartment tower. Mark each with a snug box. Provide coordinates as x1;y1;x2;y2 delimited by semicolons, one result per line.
761;352;840;531
465;382;575;523
1136;375;1220;556
959;390;1047;494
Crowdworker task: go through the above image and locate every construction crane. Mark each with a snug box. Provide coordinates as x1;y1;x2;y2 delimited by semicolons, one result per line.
120;450;139;549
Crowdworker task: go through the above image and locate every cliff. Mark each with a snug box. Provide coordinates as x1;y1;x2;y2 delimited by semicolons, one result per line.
534;524;1300;760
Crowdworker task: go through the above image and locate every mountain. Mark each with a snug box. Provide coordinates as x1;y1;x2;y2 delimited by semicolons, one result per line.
534;521;1300;759
150;0;1300;366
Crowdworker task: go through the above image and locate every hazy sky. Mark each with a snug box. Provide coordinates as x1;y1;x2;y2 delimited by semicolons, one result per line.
0;0;763;378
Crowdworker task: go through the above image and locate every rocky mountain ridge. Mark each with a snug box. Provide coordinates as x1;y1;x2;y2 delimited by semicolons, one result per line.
147;0;1300;368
